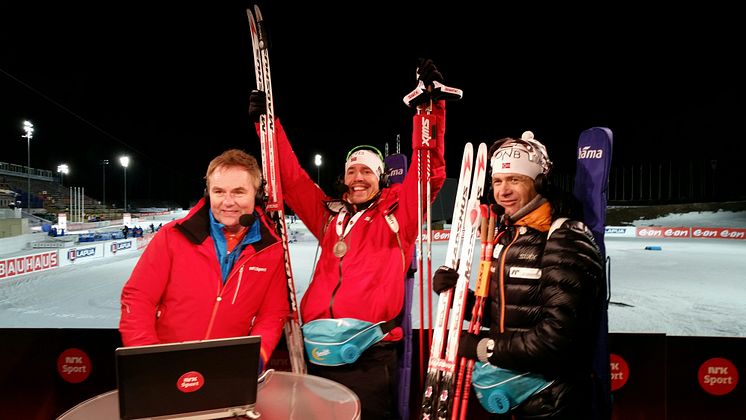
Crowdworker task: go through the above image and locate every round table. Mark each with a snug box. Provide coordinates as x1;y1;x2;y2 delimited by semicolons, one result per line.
56;370;360;420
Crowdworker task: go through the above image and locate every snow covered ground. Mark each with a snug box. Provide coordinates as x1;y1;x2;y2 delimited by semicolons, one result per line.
1;209;745;337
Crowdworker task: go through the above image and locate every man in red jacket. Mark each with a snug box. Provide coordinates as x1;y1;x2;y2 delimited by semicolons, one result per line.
249;59;449;419
119;149;289;370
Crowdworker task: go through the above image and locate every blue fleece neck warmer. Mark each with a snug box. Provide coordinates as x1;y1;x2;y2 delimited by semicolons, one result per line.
209;210;261;282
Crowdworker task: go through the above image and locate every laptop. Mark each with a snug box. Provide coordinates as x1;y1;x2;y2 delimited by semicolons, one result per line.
115;335;261;420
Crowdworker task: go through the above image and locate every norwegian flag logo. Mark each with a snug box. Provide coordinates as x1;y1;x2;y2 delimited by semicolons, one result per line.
502;163;511;169
351;157;359;162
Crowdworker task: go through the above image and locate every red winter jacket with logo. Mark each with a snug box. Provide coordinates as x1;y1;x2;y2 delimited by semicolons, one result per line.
268;101;447;336
119;199;289;365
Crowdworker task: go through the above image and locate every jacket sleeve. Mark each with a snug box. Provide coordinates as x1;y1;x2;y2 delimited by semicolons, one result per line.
399;100;447;244
489;221;604;374
256;120;330;240
248;249;291;366
119;229;173;346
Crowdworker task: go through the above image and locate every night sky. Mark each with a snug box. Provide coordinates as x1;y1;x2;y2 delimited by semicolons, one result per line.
2;2;744;208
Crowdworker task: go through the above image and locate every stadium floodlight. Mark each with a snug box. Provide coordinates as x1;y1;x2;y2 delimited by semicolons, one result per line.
57;164;69;187
314;154;322;185
119;156;130;212
21;120;34;213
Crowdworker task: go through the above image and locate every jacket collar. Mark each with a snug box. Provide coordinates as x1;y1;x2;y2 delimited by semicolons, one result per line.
175;197;277;253
513;201;553;233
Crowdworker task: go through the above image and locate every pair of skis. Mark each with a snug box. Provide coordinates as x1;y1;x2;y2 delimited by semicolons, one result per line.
449;203;497;419
420;142;488;420
246;5;306;374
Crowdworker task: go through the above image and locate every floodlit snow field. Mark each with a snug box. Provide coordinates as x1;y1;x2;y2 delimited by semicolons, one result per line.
1;210;745;337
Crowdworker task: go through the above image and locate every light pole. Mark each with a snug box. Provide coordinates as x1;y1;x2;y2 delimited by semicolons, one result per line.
21;120;34;213
101;159;109;208
119;156;130;212
57;164;69;187
314;154;322;185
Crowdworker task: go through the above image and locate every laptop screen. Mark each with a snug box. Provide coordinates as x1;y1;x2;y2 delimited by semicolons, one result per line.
115;336;261;420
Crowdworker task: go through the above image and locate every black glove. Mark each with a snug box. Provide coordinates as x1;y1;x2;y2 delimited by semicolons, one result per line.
457;331;481;360
417;58;444;87
432;265;459;294
248;89;267;123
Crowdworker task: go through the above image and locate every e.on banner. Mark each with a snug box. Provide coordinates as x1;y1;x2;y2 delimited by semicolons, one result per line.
0;251;59;279
636;227;691;238
421;230;451;242
636;226;746;240
691;227;746;240
430;226;746;242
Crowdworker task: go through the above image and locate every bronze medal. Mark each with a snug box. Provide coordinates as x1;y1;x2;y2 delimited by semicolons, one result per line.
333;240;348;258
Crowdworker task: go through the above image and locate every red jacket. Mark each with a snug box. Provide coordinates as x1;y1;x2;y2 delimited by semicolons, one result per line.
119;199;290;365
270;101;447;336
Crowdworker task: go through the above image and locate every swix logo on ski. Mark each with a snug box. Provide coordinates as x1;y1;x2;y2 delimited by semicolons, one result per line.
578;146;604;159
248;266;267;272
420;117;430;146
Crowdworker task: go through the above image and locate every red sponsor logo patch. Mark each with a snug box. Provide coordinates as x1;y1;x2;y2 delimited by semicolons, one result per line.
57;348;92;384
610;353;629;391
177;371;205;393
698;357;738;396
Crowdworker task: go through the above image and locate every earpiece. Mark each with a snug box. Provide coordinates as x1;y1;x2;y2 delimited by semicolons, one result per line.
379;170;390;189
254;178;267;209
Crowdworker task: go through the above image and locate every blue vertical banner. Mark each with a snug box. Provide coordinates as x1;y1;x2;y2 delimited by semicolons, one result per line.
384;152;412;420
573;127;613;257
574;127;613;419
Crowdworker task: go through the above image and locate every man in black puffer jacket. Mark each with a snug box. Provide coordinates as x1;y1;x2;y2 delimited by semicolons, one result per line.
434;131;606;419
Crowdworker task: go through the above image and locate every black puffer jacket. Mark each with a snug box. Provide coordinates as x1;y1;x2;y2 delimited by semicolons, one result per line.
485;194;604;419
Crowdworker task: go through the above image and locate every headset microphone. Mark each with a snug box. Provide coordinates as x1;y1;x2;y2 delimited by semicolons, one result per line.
239;213;256;227
333;177;350;196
